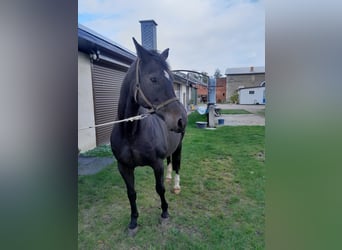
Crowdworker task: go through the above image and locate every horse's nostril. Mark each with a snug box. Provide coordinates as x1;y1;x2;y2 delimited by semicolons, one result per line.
178;118;184;129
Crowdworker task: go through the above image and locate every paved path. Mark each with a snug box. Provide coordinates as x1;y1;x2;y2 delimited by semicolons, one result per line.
203;104;265;126
78;156;115;176
216;113;265;126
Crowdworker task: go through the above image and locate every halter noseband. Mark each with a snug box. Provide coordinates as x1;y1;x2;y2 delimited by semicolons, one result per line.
134;58;179;113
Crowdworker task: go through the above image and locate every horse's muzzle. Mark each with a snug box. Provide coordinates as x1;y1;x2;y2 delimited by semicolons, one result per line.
172;108;187;133
159;100;187;133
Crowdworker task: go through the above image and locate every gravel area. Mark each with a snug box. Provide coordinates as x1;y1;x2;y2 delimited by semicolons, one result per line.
215;104;265;126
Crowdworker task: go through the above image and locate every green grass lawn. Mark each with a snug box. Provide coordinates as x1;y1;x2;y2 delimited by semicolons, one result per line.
219;109;252;115
78;112;265;249
256;109;265;117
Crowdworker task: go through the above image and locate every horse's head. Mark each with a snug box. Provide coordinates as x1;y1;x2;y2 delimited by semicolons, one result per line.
132;38;187;133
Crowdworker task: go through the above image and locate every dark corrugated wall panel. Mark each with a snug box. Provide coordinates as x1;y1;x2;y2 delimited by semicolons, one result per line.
92;62;127;146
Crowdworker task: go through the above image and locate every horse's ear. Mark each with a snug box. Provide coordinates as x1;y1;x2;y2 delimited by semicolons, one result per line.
160;48;169;60
133;37;149;60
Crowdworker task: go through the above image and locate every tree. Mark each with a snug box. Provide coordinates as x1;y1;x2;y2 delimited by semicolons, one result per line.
201;71;209;84
214;68;222;78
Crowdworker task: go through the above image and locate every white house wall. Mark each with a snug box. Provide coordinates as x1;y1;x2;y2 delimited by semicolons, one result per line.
187;86;191;105
78;52;96;152
180;84;186;106
173;83;193;109
239;87;265;105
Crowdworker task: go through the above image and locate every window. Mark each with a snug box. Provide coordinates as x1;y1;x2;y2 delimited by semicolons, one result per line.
249;90;255;94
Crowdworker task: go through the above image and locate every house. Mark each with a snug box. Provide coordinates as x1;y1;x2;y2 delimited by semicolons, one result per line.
78;24;135;152
215;77;227;103
195;82;207;103
238;81;266;104
225;66;265;103
78;22;194;152
172;72;198;106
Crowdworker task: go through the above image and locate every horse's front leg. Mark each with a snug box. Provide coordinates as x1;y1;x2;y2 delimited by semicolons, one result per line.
153;160;169;220
171;142;182;194
165;156;172;183
118;163;139;235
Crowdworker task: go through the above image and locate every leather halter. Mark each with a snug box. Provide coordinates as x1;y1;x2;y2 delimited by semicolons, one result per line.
134;58;179;114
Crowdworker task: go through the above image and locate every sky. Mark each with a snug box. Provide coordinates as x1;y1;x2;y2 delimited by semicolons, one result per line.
78;0;265;76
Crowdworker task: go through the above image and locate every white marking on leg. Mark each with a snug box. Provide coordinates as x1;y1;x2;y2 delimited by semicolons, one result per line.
174;174;180;190
166;163;172;180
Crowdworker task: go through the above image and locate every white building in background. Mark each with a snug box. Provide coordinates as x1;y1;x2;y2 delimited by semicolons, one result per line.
238;81;266;105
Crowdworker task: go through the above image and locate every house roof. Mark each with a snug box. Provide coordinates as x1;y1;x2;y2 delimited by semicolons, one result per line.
238;85;265;91
238;80;266;91
78;24;196;87
78;23;136;65
173;72;198;87
225;66;265;75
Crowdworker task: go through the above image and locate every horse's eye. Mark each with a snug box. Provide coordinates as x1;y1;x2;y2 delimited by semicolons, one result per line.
150;77;157;83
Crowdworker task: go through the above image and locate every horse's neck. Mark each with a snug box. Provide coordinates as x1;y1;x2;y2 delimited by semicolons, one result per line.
123;97;140;118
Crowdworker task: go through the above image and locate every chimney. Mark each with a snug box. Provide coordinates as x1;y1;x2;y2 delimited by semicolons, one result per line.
139;20;158;50
250;66;254;72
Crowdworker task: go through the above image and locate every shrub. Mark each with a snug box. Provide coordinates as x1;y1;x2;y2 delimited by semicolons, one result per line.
230;92;239;104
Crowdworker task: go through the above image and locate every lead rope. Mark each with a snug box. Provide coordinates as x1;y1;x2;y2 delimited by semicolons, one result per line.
78;113;150;130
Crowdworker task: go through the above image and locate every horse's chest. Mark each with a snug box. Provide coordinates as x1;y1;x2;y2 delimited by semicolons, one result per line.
111;119;180;167
130;136;167;163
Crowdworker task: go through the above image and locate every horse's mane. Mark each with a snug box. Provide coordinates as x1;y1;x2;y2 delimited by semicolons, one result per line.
117;63;136;120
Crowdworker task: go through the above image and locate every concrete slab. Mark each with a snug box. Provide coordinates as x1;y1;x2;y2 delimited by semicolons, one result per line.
214;104;265;126
216;114;265;126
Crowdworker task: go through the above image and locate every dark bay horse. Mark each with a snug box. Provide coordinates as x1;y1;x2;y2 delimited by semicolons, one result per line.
110;38;187;235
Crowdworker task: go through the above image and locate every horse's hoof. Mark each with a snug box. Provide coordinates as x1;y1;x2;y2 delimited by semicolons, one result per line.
172;188;181;194
160;216;170;226
165;178;172;184
127;226;138;237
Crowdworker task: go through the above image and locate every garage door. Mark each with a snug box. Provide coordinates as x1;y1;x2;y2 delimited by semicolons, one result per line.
91;61;128;146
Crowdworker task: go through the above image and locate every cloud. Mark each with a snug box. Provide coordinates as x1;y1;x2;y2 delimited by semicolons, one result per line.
78;0;264;75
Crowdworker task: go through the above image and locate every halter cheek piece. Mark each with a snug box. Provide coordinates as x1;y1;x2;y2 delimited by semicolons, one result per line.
134;58;179;114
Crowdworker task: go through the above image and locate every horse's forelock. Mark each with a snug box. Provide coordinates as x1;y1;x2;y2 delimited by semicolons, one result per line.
140;50;170;71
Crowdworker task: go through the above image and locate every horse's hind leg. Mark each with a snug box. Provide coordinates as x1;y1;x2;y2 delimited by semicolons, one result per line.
171;142;182;194
153;161;169;220
118;163;139;235
165;156;172;183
